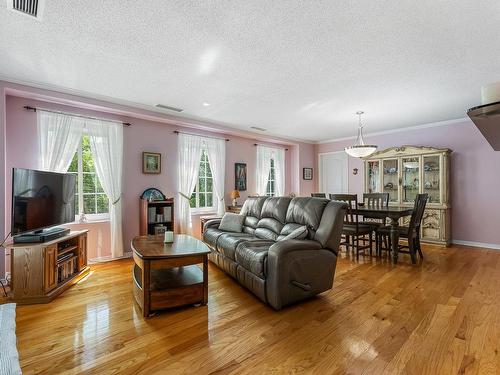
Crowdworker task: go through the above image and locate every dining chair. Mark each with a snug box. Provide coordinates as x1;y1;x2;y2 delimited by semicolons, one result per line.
362;193;390;252
377;194;428;260
329;194;372;259
311;193;327;198
363;193;389;208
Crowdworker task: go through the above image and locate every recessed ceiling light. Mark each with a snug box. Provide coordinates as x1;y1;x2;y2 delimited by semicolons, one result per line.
202;102;210;107
250;126;267;131
155;104;183;112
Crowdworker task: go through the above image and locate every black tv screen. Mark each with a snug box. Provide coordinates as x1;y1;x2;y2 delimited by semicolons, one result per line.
11;168;77;235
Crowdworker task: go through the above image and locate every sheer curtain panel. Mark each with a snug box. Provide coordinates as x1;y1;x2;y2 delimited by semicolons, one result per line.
178;134;204;234
204;137;226;216
37;110;84;172
86;119;124;258
256;145;273;196
256;145;285;196
273;147;286;196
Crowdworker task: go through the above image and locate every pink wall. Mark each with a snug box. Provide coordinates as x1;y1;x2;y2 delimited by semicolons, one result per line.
316;120;500;247
3;93;308;271
298;142;316;197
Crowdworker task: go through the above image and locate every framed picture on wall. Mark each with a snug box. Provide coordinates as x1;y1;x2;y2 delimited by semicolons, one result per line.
143;152;161;174
235;163;247;191
303;167;313;180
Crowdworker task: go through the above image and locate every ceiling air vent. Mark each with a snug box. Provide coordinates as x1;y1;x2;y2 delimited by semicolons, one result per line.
7;0;45;19
155;104;183;113
250;126;267;131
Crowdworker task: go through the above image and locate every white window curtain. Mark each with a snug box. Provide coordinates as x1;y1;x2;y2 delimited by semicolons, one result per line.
204;137;226;216
37;110;84;172
256;145;285;196
273;147;285;196
256;146;273;196
178;134;204;234
86;119;124;259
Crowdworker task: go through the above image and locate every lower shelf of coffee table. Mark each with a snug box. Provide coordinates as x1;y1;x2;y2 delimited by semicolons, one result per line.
133;264;204;312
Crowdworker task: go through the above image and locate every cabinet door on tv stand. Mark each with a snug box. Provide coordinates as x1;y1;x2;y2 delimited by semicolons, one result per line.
44;244;58;292
78;234;87;271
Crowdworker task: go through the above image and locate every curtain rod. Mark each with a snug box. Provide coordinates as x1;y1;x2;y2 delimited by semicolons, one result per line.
23;106;132;126
173;130;229;142
254;143;289;151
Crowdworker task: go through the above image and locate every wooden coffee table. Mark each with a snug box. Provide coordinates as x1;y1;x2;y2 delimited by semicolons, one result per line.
131;234;210;317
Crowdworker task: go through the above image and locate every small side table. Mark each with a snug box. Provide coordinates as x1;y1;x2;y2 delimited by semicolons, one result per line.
131;235;211;317
226;205;243;214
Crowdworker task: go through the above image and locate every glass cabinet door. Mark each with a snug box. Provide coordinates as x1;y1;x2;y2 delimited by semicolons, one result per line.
366;161;380;193
423;155;441;204
382;159;399;203
402;156;420;203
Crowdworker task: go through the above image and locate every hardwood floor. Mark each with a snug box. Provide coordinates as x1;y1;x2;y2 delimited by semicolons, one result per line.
13;244;500;374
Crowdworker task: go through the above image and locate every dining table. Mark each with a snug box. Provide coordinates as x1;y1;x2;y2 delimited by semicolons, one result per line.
352;205;414;264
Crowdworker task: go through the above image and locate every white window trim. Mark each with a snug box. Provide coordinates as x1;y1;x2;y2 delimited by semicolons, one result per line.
266;158;276;197
71;134;110;222
190;149;217;214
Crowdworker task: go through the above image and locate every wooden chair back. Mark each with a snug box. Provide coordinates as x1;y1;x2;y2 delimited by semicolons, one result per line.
311;193;327;198
330;194;358;223
409;194;428;234
363;193;389;208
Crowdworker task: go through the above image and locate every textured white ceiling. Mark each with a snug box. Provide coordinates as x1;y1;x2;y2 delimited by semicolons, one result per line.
1;1;499;142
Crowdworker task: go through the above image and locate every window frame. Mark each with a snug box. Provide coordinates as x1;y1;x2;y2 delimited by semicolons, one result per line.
266;158;276;197
68;134;110;222
190;149;217;214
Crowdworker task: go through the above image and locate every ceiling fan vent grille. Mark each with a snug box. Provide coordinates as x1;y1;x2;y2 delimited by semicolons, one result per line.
9;0;41;18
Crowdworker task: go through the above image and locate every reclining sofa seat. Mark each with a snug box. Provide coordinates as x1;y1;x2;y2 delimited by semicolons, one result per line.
203;196;346;310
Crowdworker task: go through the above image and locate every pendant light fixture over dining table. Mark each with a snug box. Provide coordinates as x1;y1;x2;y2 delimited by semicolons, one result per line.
344;111;378;158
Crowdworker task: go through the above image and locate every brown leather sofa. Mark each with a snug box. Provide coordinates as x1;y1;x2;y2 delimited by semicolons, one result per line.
203;196;347;310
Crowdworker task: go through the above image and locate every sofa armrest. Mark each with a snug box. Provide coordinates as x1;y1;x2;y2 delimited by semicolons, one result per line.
266;240;336;310
204;218;222;230
268;239;322;257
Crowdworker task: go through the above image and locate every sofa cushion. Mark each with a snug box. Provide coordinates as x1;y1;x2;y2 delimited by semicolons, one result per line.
240;196;268;233
203;227;225;249
216;233;256;260
219;213;245;233
285;197;329;238
255;197;292;240
278;225;308;241
261;197;292;222
235;240;275;278
278;223;305;240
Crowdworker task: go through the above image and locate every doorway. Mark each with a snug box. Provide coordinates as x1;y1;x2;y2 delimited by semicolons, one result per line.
318;151;348;195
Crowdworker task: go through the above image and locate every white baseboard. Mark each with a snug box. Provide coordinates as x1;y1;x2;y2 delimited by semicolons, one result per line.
451;240;500;250
89;251;133;263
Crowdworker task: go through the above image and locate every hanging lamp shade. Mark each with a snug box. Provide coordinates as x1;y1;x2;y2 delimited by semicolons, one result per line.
344;111;377;158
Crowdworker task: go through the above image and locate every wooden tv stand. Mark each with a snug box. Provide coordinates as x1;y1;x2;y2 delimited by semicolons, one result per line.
7;230;90;304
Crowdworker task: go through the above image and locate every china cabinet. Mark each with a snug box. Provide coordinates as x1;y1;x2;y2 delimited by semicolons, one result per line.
364;146;452;246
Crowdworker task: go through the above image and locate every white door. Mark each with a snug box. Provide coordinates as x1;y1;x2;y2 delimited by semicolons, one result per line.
318;151;348;195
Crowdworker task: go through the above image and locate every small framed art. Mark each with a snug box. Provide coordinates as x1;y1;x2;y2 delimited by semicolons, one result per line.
143;152;161;174
235;163;247;191
303;167;313;180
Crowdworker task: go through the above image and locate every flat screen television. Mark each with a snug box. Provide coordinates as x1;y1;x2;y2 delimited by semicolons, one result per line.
11;168;77;235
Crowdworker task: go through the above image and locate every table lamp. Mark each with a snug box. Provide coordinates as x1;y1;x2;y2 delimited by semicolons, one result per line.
230;190;240;206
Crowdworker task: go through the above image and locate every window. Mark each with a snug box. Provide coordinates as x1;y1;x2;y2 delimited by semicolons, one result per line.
68;135;109;221
266;158;276;197
190;150;215;211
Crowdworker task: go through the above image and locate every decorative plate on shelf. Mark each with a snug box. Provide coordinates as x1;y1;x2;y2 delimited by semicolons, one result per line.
140;188;166;201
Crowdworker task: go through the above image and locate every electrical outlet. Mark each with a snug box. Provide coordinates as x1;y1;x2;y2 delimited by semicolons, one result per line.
5;272;11;284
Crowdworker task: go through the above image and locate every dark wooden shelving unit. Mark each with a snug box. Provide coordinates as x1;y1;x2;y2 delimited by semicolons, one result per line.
139;198;175;235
